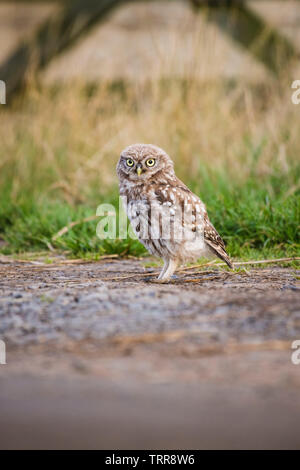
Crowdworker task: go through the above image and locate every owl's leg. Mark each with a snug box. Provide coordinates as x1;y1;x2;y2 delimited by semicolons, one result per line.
157;259;178;283
157;259;170;280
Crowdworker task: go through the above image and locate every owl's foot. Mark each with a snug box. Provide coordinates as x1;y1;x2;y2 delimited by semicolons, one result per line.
152;277;171;284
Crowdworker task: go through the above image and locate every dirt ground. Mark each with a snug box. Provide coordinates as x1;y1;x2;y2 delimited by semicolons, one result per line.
0;257;300;449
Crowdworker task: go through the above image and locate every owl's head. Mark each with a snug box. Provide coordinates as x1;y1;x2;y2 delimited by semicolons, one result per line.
117;143;174;182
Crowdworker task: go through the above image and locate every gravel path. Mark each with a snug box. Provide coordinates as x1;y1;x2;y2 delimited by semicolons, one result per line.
0;258;299;449
0;258;299;346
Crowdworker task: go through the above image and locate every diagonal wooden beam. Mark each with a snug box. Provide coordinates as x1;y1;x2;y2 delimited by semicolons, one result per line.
0;0;126;101
191;0;299;76
1;0;299;102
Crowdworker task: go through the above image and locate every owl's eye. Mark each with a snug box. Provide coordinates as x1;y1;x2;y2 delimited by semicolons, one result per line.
126;158;134;167
146;158;155;167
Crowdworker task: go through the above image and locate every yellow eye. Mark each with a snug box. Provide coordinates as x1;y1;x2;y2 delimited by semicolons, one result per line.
146;158;155;167
126;158;134;167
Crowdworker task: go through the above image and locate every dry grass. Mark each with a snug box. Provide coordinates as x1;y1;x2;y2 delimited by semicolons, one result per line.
0;73;298;202
0;65;299;258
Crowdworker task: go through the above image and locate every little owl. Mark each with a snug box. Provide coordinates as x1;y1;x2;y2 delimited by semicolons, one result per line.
117;143;233;282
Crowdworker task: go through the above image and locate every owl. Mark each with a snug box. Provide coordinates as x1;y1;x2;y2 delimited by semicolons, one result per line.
117;143;233;282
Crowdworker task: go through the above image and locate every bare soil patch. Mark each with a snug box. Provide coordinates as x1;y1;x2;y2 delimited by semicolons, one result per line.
0;258;299;449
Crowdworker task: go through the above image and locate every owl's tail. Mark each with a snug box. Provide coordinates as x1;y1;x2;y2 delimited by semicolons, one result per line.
219;250;234;270
205;240;234;269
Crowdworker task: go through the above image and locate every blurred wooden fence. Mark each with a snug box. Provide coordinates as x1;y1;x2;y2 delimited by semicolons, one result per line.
0;0;299;101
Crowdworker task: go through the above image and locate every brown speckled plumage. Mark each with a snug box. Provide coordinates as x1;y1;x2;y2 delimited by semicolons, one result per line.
117;143;233;282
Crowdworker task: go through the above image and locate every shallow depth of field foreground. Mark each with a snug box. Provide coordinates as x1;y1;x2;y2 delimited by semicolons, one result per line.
0;0;300;450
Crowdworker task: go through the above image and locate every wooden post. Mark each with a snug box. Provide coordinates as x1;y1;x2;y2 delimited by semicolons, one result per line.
1;0;299;102
0;0;125;101
191;0;299;76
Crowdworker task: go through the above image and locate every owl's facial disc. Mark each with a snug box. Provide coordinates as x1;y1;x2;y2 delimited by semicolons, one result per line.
117;144;175;183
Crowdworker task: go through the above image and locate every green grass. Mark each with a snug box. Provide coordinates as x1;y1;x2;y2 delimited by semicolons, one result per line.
0;80;299;263
0;170;299;262
190;167;300;260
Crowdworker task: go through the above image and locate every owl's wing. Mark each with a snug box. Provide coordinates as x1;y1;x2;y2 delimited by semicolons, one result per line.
203;213;233;269
154;183;205;234
154;183;197;215
154;183;233;268
169;181;233;269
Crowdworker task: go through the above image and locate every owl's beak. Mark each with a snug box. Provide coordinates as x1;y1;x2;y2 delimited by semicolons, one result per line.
136;165;142;176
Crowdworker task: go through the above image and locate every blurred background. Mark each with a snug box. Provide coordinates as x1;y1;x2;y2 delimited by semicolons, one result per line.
0;0;299;261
